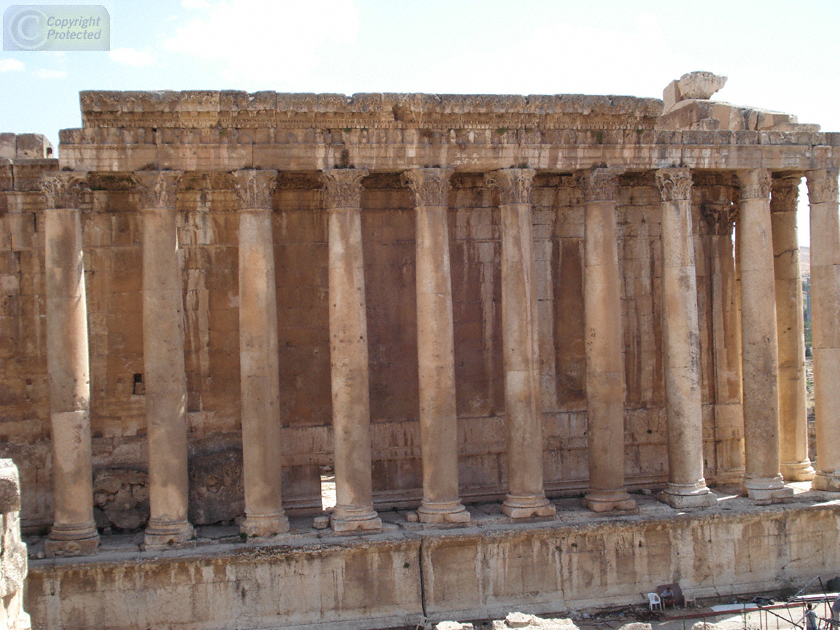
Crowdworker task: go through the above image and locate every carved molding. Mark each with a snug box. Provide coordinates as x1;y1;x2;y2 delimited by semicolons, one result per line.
655;168;692;202
485;168;534;205
574;168;623;203
232;169;278;210
322;168;368;209
806;170;840;206
770;177;800;213
40;172;88;209
701;202;738;235
134;171;183;209
736;169;771;201
401;167;453;208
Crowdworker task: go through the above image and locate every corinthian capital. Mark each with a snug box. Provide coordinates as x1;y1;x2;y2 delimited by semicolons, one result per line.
402;167;453;208
736;169;771;201
770;177;800;213
322;168;368;210
806;170;839;206
134;170;183;209
574;168;623;203
485;168;535;205
700;202;738;235
655;168;693;202
232;169;277;210
40;172;88;209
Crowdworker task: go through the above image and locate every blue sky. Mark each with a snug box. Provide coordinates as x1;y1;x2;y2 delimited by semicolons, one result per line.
2;0;839;244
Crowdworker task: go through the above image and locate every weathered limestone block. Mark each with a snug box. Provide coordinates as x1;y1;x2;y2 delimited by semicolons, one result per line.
0;460;30;630
93;468;149;531
188;449;245;525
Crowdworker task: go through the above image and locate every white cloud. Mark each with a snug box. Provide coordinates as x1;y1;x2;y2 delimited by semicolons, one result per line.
35;69;67;79
109;47;156;67
164;0;359;86
0;59;24;72
182;0;212;8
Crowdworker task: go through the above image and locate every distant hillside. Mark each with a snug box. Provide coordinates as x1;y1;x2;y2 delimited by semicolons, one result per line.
801;246;810;278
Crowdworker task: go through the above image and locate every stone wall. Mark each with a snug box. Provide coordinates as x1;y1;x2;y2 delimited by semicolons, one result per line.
24;500;840;630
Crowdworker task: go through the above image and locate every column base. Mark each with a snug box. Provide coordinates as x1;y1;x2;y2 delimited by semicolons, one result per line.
658;482;717;509
45;521;99;558
144;518;195;550
331;505;382;533
241;511;290;538
781;460;816;482
418;500;471;524
502;494;556;519
583;489;637;513
743;475;794;502
812;470;840;492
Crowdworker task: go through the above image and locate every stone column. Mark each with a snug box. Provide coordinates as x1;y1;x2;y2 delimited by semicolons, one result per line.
771;176;814;482
737;169;792;501
40;172;99;557
135;171;195;547
701;201;745;485
576;169;636;513
806;169;840;491
655;169;716;508
233;169;289;537
486;169;555;519
323;169;382;533
403;168;469;524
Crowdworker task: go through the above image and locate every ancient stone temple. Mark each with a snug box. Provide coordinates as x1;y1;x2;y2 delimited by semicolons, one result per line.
2;72;840;629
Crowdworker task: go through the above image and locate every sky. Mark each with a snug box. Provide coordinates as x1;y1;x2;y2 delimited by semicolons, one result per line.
2;0;839;245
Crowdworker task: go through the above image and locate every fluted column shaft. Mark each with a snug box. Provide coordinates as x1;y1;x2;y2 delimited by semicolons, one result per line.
656;169;715;507
771;177;814;482
136;171;195;547
806;169;840;490
486;169;555;519
577;169;636;513
737;169;791;501
41;173;99;557
403;168;469;524
324;169;381;532
233;170;289;537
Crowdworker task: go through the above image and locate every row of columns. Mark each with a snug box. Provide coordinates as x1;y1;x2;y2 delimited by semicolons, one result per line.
39;166;840;554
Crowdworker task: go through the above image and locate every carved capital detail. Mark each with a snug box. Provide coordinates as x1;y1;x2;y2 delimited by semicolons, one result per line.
736;169;771;201
134;171;183;209
701;202;738;235
574;168;623;203
806;170;840;206
232;169;277;210
40;172;88;209
770;177;800;213
485;168;535;205
655;168;692;202
322;168;368;209
402;167;453;208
